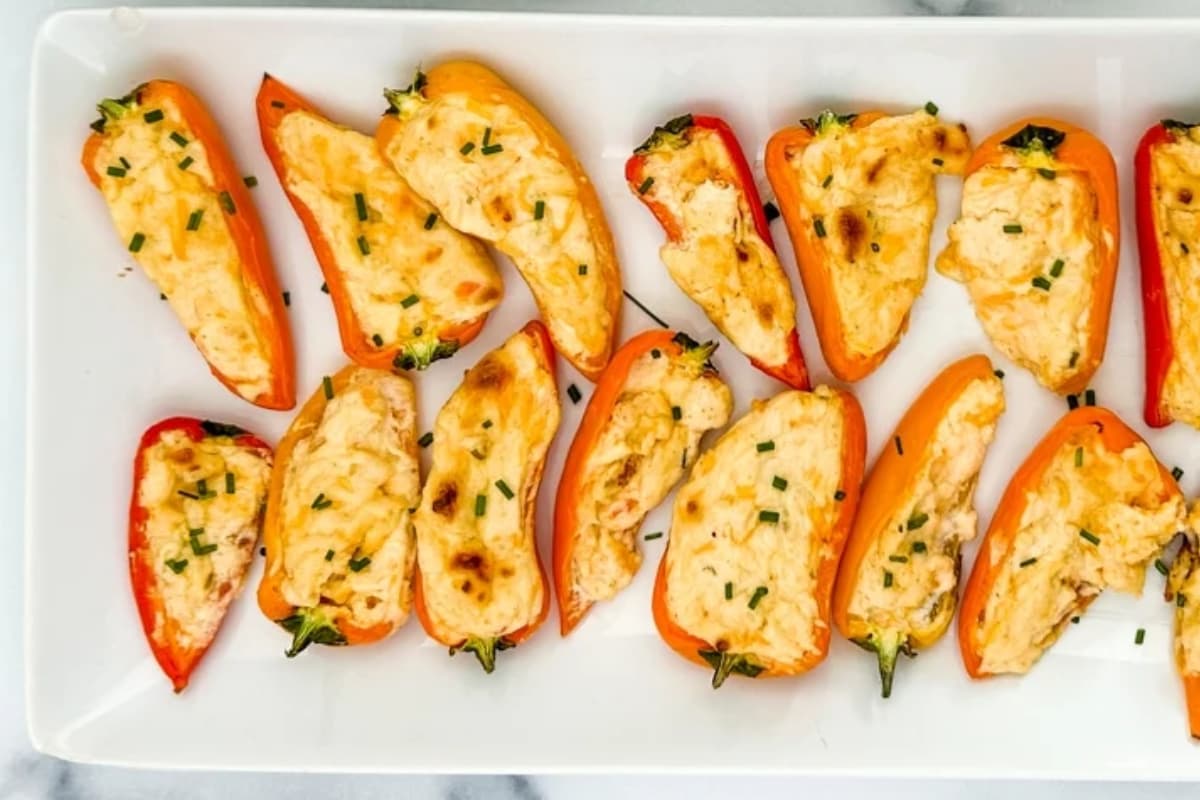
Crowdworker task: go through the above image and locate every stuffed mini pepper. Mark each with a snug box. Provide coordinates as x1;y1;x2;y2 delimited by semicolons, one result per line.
257;75;502;371
833;355;1004;697
129;417;273;692
413;322;560;672
652;386;865;688
1136;119;1200;429
554;329;733;635
627;114;809;389
1166;521;1200;740
937;118;1119;395
958;406;1183;678
765;107;970;381
82;80;295;409
377;63;621;381
258;366;420;656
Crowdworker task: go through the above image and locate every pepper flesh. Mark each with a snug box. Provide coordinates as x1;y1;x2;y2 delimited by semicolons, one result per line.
129;416;272;691
626;114;809;390
82;80;295;409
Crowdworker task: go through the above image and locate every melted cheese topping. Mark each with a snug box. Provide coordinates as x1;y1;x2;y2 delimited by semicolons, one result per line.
787;111;970;358
641;127;795;368
274;111;501;355
414;330;560;642
137;428;271;650
383;93;616;372
93;97;273;400
938;162;1108;392
847;376;1004;644
277;369;418;631
976;431;1183;675
1151;130;1200;427
664;387;847;669
569;346;733;605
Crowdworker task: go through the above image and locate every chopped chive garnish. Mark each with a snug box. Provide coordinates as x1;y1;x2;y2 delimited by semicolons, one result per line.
357;235;370;255
418;432;433;448
1179;593;1188;608
758;510;780;524
924;101;939;116
243;175;257;188
994;369;1005;379
482;419;493;429
1038;168;1056;180
283;291;291;306
165;558;188;574
270;100;285;109
748;586;768;609
481;143;503;155
170;131;189;147
883;570;894;588
143;109;164;123
324;549;334;561
756;440;775;453
1079;528;1100;545
1184;243;1191;255
225;472;235;494
197;479;210;497
1155;559;1170;576
1032;276;1052;291
906;512;929;531
218;191;236;215
1069;350;1080;368
1067;394;1080;410
912;541;927;554
932;157;944;166
349;555;371;572
1019;557;1038;568
413;326;423;336
834;489;846;501
311;492;332;510
495;479;514;500
119;157;130;169
177;489;199;500
671;405;682;421
1050;258;1065;278
400;294;420;309
894;436;904;455
128;232;145;252
1084;389;1096;406
567;384;582;404
578;264;588;276
160;294;167;301
1071;616;1081;624
681;449;687;468
534;200;545;221
822;174;833;189
424;212;437;230
764;201;781;221
644;531;663;541
354;192;367;221
637;176;654;194
475;494;487;517
724;581;733;600
482;127;492;147
178;155;194;170
1003;223;1023;234
1172;466;1184;481
1134;628;1146;645
814;218;827;238
106;165;126;177
372;333;384;346
188;527;204;538
772;475;788;491
1075;447;1083;467
460;141;475;155
470;448;485;460
651;349;661;359
889;554;909;563
186;209;204;231
870;242;881;253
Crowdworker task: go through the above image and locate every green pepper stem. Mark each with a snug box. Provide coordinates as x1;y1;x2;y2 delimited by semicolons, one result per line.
451;636;514;673
698;649;765;689
279;607;346;658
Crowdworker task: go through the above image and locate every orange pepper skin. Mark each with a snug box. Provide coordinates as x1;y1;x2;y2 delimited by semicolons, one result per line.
957;406;1177;678
82;80;295;410
650;388;866;683
129;417;272;692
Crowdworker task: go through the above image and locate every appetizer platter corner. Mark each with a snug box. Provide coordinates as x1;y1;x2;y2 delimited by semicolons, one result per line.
24;7;1200;776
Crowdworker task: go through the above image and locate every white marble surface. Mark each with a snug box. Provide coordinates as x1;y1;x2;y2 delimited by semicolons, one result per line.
7;1;1200;798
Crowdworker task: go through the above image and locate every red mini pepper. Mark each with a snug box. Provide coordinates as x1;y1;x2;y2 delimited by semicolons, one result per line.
130;417;273;691
626;114;809;390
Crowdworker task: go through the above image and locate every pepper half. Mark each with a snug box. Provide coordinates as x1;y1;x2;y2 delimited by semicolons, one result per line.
256;74;502;372
553;328;733;635
129;416;273;691
626;114;809;389
82;80;295;409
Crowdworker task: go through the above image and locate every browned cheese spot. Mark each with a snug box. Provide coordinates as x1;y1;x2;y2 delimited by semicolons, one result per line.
431;482;458;516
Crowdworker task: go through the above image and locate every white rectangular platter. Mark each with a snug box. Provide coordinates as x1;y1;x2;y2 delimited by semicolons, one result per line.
26;7;1200;776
